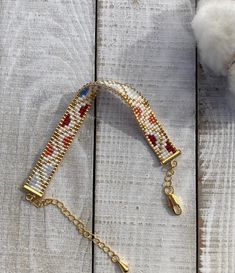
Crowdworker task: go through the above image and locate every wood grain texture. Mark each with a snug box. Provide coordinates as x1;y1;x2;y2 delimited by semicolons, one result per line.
198;67;235;273
0;1;95;272
0;1;199;273
95;1;196;273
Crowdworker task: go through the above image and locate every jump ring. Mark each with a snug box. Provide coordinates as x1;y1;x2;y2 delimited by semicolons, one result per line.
164;186;174;195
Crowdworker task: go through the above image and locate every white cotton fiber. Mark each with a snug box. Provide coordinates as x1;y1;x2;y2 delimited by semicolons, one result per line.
192;0;235;94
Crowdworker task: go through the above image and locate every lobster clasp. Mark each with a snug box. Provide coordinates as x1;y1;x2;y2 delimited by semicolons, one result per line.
117;259;129;273
167;193;182;215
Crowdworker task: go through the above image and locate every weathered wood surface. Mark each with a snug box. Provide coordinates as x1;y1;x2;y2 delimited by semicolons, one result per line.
198;68;235;273
0;1;95;273
95;1;196;273
0;1;197;273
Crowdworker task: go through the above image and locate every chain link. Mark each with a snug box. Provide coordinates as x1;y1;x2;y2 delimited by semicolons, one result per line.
25;194;129;271
163;160;182;215
164;160;177;195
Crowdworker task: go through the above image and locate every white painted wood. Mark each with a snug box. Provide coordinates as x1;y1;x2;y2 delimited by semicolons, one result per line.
0;1;95;272
0;1;199;273
198;68;235;273
95;1;196;273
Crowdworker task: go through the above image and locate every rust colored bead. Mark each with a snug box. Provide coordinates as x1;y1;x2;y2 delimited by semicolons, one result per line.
63;135;73;147
61;113;71;127
148;134;157;146
79;104;90;117
165;141;177;153
148;113;156;124
44;144;54;157
133;107;142;118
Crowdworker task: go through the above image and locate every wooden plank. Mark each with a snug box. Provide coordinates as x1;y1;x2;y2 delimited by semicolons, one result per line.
0;1;95;272
198;67;235;272
95;1;196;272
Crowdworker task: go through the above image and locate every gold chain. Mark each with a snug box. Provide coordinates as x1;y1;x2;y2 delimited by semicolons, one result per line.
25;160;181;273
25;194;129;273
163;160;182;215
25;161;181;271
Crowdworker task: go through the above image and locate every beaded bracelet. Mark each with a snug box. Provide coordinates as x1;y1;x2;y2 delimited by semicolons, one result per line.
23;80;182;273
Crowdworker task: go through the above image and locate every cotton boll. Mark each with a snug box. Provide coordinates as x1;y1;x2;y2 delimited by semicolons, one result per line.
192;1;235;76
197;0;231;9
